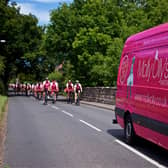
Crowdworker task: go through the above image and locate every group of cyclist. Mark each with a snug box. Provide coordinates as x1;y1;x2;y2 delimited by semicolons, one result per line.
65;80;83;105
9;78;82;105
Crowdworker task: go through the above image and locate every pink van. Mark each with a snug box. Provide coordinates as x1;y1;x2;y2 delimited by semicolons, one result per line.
114;23;168;150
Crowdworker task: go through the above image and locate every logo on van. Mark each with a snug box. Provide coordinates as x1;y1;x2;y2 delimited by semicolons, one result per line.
137;49;168;85
120;55;129;84
127;56;135;87
127;56;135;97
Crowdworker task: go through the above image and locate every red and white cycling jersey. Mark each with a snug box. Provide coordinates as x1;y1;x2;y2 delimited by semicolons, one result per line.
31;84;35;91
27;83;31;90
43;80;50;90
66;82;73;90
36;83;43;91
50;81;59;92
65;82;74;93
74;83;82;92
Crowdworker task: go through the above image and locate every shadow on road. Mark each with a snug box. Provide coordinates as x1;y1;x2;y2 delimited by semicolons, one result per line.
107;129;125;141
107;129;168;167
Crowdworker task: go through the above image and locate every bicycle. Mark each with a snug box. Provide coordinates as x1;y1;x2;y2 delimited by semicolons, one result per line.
51;91;57;104
37;91;43;100
67;91;73;104
43;88;48;105
75;91;80;106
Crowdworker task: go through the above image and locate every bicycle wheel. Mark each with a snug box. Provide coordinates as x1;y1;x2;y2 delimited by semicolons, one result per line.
44;90;48;105
76;92;80;105
70;92;73;104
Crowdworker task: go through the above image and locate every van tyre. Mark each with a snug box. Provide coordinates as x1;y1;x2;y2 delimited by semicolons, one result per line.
124;115;135;145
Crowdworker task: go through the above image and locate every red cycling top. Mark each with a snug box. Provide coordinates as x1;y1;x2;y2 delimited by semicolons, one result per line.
51;82;57;91
37;84;41;91
76;84;81;91
68;82;73;89
44;81;50;89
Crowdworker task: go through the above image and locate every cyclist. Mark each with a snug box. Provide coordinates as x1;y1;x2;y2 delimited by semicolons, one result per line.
50;79;59;103
74;80;82;105
31;83;35;96
22;83;26;96
34;83;38;99
43;78;50;105
65;80;74;103
27;82;31;96
36;82;43;100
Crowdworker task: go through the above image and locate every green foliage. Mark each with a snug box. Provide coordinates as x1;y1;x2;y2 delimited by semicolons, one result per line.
0;56;5;75
62;60;75;84
45;0;168;87
0;81;5;95
0;0;43;94
48;71;63;82
1;0;168;89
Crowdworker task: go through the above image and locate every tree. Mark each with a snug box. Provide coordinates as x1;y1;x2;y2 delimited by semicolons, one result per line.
0;0;43;93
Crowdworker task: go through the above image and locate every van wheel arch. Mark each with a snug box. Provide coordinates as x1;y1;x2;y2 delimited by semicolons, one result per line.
124;112;136;145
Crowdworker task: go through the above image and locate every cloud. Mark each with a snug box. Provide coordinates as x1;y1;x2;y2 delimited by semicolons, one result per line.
16;0;73;25
17;3;50;25
17;3;35;15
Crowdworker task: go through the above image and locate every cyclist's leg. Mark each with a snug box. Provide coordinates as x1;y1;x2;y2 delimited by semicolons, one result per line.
78;91;80;105
43;91;45;104
67;90;70;103
37;91;39;99
45;89;48;104
70;91;73;104
75;91;77;104
53;91;57;103
39;91;41;100
54;91;57;102
51;91;54;103
43;90;47;104
39;91;41;99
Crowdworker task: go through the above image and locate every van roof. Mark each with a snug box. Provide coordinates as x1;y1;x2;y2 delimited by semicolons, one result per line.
123;23;168;52
126;23;168;43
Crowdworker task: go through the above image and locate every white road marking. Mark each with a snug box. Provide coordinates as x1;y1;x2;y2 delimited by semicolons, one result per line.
51;105;59;110
115;139;166;168
62;110;73;118
79;120;102;132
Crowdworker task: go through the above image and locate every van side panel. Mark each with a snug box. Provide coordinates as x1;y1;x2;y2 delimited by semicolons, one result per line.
133;45;168;149
116;23;168;150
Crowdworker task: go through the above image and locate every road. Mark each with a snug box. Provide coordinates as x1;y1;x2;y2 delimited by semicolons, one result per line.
4;96;168;168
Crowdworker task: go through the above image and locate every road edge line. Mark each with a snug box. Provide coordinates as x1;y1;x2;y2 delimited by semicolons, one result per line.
115;139;166;168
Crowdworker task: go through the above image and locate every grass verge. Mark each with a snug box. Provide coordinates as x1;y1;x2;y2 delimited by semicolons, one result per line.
0;95;7;168
0;96;7;121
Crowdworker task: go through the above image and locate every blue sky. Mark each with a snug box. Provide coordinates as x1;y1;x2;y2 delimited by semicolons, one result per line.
12;0;73;25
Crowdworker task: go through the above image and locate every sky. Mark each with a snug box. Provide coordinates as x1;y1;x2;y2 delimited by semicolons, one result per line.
11;0;73;25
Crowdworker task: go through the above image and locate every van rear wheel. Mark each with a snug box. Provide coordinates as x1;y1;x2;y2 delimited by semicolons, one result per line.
124;115;135;145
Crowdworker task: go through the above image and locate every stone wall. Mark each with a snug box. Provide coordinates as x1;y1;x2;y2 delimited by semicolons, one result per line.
81;87;117;105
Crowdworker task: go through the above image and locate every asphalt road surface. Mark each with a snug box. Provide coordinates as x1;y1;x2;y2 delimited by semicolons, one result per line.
4;96;168;168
